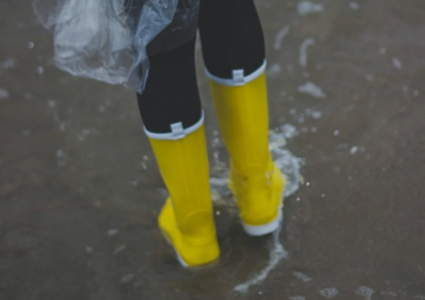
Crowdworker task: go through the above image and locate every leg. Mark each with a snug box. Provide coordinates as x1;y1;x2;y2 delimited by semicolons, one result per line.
199;0;285;236
137;38;219;267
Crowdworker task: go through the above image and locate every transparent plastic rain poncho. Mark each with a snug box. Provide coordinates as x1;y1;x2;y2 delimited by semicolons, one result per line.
33;0;199;92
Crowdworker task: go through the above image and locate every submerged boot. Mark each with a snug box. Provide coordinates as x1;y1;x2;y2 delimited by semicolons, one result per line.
149;122;220;267
208;69;286;236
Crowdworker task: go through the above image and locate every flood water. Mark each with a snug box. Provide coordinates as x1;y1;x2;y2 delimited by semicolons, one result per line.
1;0;425;299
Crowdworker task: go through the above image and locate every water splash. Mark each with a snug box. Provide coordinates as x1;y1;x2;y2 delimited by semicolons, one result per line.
319;288;339;298
298;1;324;16
0;88;10;99
349;2;360;10
113;244;127;255
0;58;16;69
234;222;288;293
298;81;327;99
210;126;302;202
292;271;312;282
209;126;302;292
274;26;290;50
56;148;68;167
392;57;402;69
270;127;303;197
267;63;282;78
305;108;323;120
356;286;375;300
299;38;315;67
107;229;119;236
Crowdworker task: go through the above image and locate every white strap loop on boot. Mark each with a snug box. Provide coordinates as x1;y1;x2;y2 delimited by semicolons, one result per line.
232;69;245;85
171;122;185;139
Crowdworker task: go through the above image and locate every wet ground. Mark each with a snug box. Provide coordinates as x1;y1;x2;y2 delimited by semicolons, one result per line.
2;0;425;299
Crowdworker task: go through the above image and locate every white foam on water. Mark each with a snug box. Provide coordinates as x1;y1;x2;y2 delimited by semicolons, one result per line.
270;131;303;197
365;74;374;81
299;38;315;67
120;274;136;284
211;126;302;200
311;110;323;119
211;150;227;176
350;146;358;155
211;137;221;148
209;177;228;187
292;272;312;282
107;229;119;236
274;26;290;50
392;57;402;69
298;1;324;16
281;124;298;140
319;288;339;298
296;115;306;124
290;296;306;300
0;88;10;99
113;244;127;255
267;63;282;78
304;108;323;120
78;128;96;142
37;66;44;75
56;148;66;159
356;286;375;300
221;126;302;293
298;82;327;99
234;223;288;293
349;2;360;10
0;58;16;69
56;148;68;167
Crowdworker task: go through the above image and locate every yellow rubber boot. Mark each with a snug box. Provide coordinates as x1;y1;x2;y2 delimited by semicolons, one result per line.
209;72;286;236
149;124;220;267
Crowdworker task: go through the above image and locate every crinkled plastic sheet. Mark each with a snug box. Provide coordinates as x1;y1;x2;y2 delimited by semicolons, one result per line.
33;0;199;92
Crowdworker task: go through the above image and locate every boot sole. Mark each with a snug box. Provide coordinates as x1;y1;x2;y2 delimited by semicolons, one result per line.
241;205;283;236
161;229;219;269
171;243;220;270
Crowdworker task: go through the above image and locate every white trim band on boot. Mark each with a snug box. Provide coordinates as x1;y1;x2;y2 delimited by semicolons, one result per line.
144;111;204;140
242;209;283;236
205;60;267;86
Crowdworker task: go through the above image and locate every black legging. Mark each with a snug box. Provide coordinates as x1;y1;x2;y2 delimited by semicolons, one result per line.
137;0;265;135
